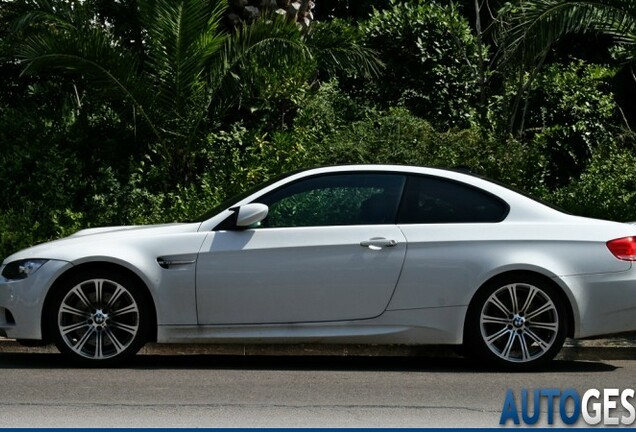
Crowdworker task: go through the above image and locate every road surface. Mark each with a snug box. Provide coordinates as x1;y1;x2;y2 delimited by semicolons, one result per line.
0;353;634;427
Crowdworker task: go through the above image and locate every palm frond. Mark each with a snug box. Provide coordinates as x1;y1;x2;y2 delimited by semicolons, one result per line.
499;0;636;67
10;0;90;33
303;19;383;79
208;15;309;115
141;0;228;118
17;26;160;140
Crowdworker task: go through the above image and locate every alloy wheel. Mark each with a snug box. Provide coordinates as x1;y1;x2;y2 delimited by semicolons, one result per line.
57;278;140;360
479;283;559;363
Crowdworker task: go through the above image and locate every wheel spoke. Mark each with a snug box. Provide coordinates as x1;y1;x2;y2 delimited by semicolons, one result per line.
481;315;509;325
60;321;90;336
501;331;516;358
94;280;104;307
485;326;510;344
109;320;138;335
520;286;539;314
525;328;551;352
106;285;125;309
94;330;103;359
519;333;531;361
104;327;126;354
60;304;91;319
110;303;138;318
525;302;555;321
488;295;512;316
508;284;519;314
72;286;93;310
528;321;558;332
72;327;95;353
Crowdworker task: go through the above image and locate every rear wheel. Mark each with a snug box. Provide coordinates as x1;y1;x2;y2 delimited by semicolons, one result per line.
48;270;150;365
465;275;568;370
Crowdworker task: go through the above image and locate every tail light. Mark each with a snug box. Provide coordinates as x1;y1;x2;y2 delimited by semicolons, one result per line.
606;237;636;261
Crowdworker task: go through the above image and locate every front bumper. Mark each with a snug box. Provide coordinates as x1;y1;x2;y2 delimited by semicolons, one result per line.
560;266;636;339
0;259;72;340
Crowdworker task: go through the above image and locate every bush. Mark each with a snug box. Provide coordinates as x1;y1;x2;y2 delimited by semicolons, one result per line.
548;143;636;221
359;0;482;129
499;60;620;188
296;102;535;187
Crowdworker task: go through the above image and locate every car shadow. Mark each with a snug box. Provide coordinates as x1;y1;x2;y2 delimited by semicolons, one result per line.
0;352;620;373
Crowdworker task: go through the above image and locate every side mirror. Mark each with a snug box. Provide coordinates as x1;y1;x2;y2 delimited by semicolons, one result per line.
235;203;269;228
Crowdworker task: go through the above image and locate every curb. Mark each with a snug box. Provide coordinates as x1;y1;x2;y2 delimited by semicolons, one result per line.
1;337;635;361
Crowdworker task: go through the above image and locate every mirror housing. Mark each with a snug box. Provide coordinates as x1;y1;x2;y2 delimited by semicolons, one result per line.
235;203;269;228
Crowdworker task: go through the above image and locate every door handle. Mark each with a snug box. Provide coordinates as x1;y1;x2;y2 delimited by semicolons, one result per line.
360;237;398;250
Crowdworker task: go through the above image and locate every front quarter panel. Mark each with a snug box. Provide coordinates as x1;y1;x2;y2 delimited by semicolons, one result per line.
2;225;209;337
0;259;73;340
65;232;209;326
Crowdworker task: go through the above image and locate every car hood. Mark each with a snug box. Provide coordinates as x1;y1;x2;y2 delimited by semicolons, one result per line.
3;222;202;264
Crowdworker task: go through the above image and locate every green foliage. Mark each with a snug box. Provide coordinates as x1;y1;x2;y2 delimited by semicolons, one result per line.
0;137;86;255
223;18;381;132
3;0;636;262
549;143;636;221
0;1;382;258
498;0;636;68
11;0;380;185
201;124;311;198
305;18;382;80
292;86;535;187
501;60;620;187
360;0;483;129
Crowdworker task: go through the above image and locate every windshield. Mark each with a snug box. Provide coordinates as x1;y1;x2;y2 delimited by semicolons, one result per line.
191;170;303;222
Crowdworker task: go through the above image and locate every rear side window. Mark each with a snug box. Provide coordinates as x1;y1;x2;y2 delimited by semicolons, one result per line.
397;175;509;224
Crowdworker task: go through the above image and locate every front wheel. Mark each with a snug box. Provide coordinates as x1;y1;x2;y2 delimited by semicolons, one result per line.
48;270;150;365
465;276;568;370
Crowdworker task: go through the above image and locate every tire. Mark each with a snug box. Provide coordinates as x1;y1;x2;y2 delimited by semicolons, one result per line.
464;275;568;370
47;269;150;366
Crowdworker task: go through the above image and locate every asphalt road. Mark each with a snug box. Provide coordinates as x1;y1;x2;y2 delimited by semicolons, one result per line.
0;353;634;427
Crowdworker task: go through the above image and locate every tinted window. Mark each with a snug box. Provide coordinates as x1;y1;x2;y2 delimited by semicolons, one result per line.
397;175;508;224
256;173;406;228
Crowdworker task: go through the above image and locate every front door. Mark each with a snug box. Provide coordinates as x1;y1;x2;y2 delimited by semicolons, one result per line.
196;173;408;324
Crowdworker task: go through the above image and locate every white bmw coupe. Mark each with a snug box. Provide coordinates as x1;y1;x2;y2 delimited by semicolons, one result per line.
1;165;636;368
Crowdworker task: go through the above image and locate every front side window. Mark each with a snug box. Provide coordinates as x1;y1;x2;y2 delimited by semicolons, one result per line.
397;175;509;224
256;173;406;228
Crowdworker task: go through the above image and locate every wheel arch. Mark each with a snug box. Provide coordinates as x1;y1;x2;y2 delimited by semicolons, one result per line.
41;261;158;343
463;269;576;343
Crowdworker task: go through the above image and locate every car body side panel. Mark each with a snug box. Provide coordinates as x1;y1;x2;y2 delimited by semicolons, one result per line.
158;305;467;345
388;223;632;312
2;224;208;329
196;226;407;324
560;268;636;338
65;233;208;326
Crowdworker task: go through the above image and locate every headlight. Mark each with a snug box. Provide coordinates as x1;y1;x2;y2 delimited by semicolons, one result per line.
1;259;49;280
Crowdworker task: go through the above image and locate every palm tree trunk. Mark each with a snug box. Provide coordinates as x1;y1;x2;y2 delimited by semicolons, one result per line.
227;0;316;28
474;0;487;126
298;0;313;28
